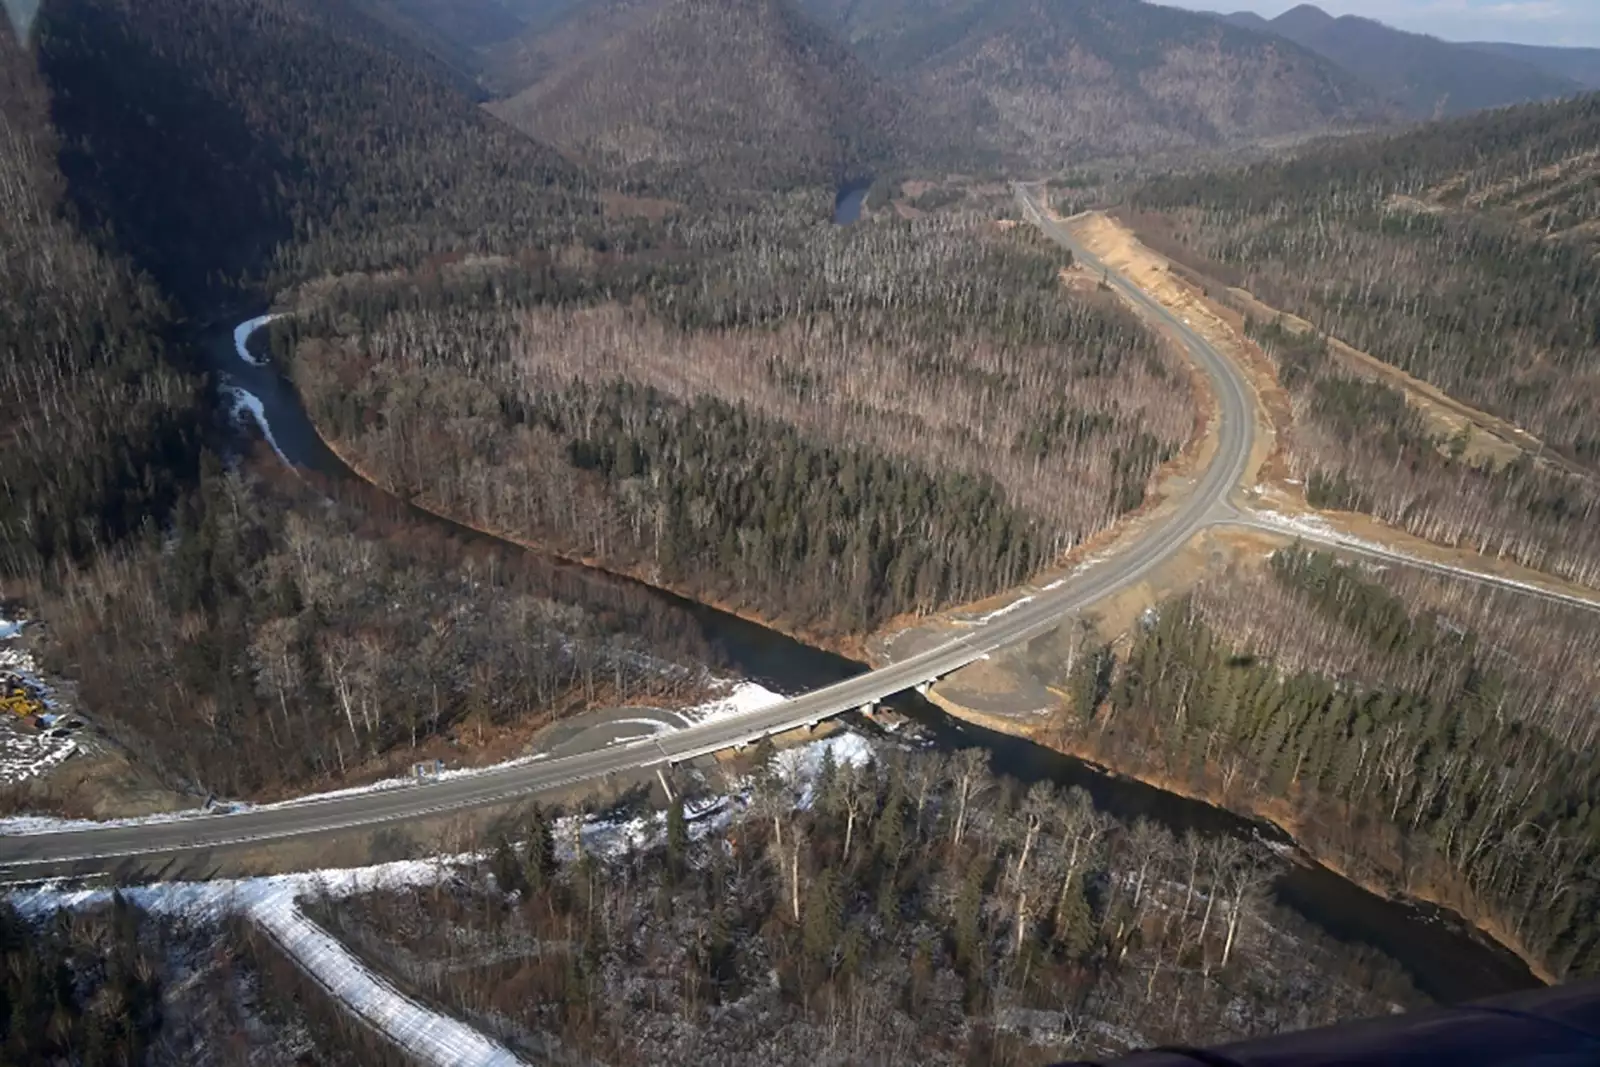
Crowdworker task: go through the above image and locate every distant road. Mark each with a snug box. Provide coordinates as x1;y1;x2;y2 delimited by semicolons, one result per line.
0;186;1259;874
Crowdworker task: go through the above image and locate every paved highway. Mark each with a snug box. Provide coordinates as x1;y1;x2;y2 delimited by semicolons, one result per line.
0;186;1257;873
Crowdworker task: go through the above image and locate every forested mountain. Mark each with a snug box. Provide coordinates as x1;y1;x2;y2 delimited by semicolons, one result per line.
487;0;922;192
796;0;1389;161
1464;41;1600;90
31;0;596;311
2;0;702;801
1217;4;1581;117
1132;93;1600;584
0;24;204;577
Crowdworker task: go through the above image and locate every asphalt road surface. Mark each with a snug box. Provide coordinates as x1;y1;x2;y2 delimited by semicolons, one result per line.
0;187;1256;874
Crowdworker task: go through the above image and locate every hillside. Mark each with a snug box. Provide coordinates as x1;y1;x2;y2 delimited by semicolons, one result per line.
797;0;1389;162
1132;93;1600;584
32;0;596;310
1220;4;1580;118
0;23;203;577
1465;41;1600;91
488;0;921;192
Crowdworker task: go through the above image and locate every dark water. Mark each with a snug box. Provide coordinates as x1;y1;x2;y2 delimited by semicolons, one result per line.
205;319;1538;1004
833;180;871;225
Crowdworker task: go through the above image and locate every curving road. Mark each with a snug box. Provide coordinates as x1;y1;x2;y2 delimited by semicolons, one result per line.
0;186;1257;874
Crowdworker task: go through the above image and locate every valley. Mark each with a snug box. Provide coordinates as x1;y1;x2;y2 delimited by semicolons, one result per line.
3;0;1599;1061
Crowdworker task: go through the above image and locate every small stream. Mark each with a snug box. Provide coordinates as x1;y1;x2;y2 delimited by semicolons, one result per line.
207;317;1539;1005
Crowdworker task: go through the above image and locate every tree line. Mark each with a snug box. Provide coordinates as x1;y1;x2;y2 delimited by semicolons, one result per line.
15;458;719;802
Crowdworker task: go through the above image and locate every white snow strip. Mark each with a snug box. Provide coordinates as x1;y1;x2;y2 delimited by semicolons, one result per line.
252;891;525;1067
601;719;674;745
233;313;284;366
1246;511;1600;612
221;384;289;463
973;595;1035;623
0;619;20;640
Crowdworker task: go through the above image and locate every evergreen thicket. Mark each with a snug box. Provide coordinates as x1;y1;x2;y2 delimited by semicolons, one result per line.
1071;548;1600;979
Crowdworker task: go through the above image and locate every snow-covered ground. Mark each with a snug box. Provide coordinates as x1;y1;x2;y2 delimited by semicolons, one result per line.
0;729;76;785
8;729;880;1066
0;620;76;785
233;313;284;366
677;680;785;726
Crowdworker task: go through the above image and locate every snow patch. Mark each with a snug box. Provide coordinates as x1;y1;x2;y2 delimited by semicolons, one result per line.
0;731;75;784
677;680;786;726
221;384;289;463
0;619;20;641
233;313;284;366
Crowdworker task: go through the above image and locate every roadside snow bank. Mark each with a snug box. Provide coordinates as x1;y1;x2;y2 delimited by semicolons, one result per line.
1248;511;1600;612
233;313;284;366
974;595;1035;623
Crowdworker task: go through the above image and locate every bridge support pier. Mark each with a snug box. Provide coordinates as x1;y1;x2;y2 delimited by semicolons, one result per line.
915;681;932;696
858;701;877;717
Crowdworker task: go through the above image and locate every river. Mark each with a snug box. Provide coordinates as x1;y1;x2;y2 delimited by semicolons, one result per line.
207;318;1539;1005
833;179;871;224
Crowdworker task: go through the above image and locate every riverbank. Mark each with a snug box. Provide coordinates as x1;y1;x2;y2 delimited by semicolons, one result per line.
231;316;1542;1001
922;683;1553;985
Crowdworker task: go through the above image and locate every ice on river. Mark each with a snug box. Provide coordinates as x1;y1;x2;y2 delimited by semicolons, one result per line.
221;383;289;463
232;312;284;366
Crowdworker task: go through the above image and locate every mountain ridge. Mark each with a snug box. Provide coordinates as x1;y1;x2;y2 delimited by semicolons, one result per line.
1217;3;1581;117
488;0;920;191
798;0;1389;162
